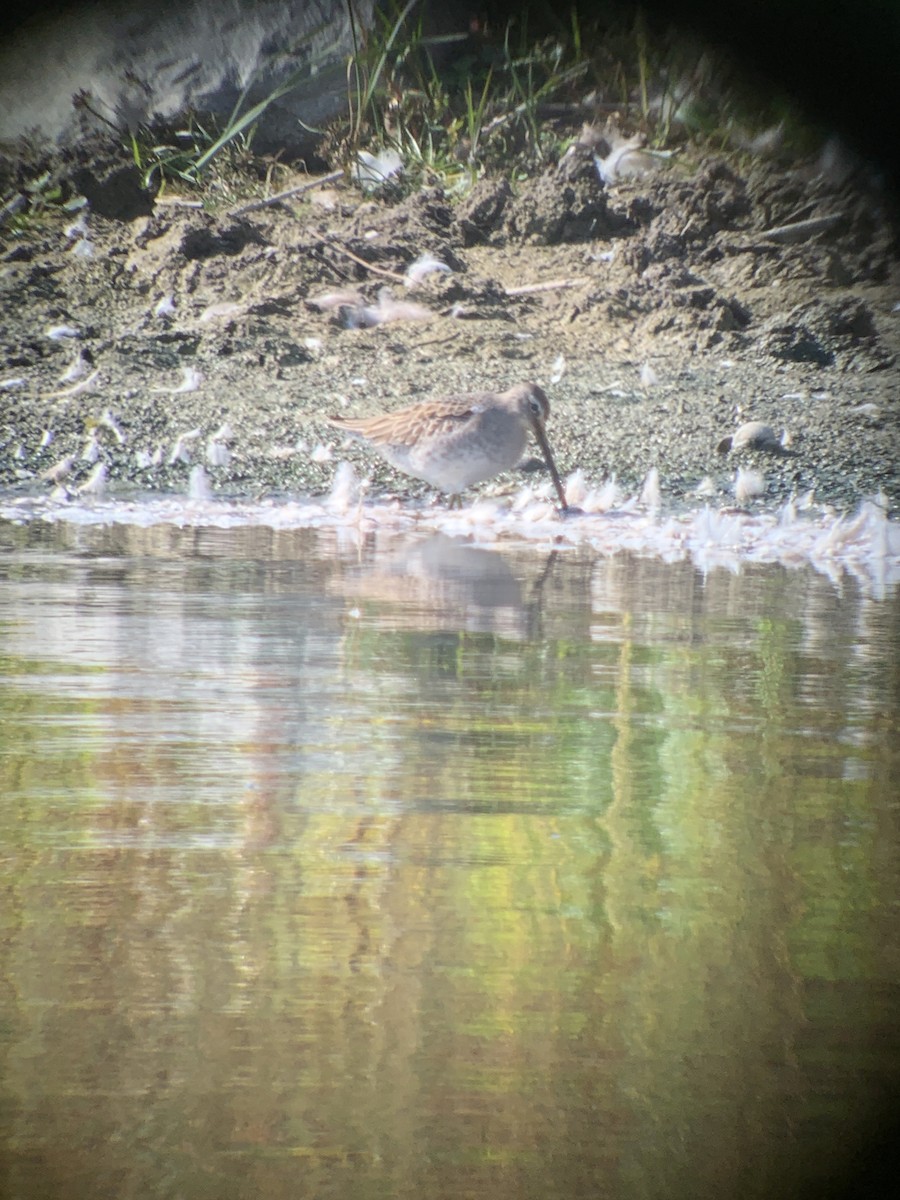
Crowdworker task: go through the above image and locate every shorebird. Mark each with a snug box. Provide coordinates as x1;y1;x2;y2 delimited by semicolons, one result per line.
326;381;568;509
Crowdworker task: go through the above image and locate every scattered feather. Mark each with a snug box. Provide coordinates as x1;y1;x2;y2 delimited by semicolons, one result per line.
595;133;667;184
733;121;785;157
778;495;797;526
328;461;362;512
562;470;625;515
308;288;365;312
851;403;882;420
694;476;717;498
45;368;100;400
584;476;623;513
188;464;212;501
135;446;164;469
374;288;432;324
168;429;201;464
0;377;27;390
40;454;75;483
70;238;94;259
341;288;433;329
639;467;662;510
46;324;81;341
38;429;54;449
151;366;203;394
206;440;231;467
59;352;89;383
560;469;589;507
154;295;176;317
817;136;856;186
199;301;244;323
98;409;127;445
81;434;101;463
311;443;333;463
342;304;382;330
354;149;403;191
575;122;606;151
404;252;451;289
173;367;203;393
519;499;557;524
640;362;659;388
550;354;567;384
734;468;766;504
76;462;107;496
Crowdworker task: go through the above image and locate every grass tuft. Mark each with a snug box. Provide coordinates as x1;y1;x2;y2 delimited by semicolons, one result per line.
334;2;818;198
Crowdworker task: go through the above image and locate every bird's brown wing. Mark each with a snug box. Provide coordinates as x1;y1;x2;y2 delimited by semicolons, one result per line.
327;394;491;447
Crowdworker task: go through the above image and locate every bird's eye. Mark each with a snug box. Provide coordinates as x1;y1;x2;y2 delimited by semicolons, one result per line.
529;397;542;415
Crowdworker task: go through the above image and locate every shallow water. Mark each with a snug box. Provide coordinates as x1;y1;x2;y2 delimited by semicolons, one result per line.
1;516;898;1200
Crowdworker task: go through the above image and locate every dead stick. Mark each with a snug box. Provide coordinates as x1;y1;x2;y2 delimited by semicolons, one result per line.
505;277;589;296
230;170;343;217
413;331;462;350
326;247;589;295
759;214;843;244
327;243;408;283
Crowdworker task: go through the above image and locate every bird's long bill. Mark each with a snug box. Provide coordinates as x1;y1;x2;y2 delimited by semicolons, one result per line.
531;418;568;511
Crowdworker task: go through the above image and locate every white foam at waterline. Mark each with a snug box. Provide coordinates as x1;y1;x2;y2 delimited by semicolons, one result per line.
0;486;897;597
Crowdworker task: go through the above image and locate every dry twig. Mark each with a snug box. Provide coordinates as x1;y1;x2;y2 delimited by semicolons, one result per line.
230;170;343;217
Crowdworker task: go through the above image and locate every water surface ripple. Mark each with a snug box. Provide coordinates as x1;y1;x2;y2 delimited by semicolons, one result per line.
1;518;898;1200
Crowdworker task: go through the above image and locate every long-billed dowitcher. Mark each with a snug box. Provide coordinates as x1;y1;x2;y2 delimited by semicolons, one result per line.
326;381;568;509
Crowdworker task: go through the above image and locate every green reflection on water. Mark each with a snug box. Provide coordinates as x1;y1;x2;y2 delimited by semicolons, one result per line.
0;520;898;1200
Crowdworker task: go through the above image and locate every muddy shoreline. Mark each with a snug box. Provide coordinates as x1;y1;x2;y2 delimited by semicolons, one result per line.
1;149;898;516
